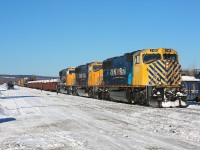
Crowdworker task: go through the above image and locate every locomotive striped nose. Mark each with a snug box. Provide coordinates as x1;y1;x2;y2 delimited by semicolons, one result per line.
148;60;182;86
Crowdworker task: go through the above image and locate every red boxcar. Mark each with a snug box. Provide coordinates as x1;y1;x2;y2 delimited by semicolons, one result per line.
28;79;58;92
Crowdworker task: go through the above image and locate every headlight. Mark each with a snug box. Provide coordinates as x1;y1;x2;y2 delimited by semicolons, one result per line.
166;62;169;70
178;81;182;85
159;82;162;85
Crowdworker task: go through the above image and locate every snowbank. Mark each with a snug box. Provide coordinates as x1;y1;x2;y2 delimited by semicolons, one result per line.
0;85;200;149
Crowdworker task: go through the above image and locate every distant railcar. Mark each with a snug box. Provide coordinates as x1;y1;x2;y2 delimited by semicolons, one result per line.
182;76;200;101
28;79;58;92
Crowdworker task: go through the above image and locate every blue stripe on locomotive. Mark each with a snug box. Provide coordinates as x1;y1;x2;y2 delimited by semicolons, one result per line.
103;51;138;86
75;64;88;86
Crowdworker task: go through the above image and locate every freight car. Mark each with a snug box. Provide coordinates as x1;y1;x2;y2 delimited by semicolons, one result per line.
182;76;200;101
28;79;58;92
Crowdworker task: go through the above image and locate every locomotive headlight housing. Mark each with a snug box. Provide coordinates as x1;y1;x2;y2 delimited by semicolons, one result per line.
159;81;162;85
157;91;161;95
178;81;182;85
166;65;169;69
166;61;170;70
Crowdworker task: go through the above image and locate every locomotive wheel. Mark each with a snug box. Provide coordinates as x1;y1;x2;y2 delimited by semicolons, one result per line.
98;92;103;100
126;89;132;104
88;89;93;98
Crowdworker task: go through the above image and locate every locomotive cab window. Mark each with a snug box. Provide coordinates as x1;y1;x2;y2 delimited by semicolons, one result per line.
93;65;102;72
134;55;140;64
69;70;75;75
163;54;178;62
143;54;161;64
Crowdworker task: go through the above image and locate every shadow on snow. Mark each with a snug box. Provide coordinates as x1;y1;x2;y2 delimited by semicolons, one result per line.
0;90;7;91
0;117;16;124
0;96;40;99
187;101;200;106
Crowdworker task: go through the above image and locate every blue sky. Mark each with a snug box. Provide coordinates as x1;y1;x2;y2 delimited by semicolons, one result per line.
0;0;199;76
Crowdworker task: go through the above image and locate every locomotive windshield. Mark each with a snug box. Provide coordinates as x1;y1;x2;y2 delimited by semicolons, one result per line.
163;54;177;61
93;65;102;71
143;54;161;64
69;70;75;75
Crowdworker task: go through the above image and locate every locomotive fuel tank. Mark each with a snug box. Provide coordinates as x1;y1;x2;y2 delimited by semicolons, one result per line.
109;89;130;103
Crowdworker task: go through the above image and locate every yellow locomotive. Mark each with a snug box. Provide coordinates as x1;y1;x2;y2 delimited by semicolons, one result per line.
131;48;186;107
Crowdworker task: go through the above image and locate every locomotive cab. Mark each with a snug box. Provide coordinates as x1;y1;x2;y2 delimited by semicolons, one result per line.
65;68;75;94
57;69;67;93
66;68;75;86
58;68;75;94
132;48;187;107
88;62;103;86
74;62;103;97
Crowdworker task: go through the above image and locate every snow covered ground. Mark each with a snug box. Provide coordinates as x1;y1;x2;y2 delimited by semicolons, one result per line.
0;85;200;150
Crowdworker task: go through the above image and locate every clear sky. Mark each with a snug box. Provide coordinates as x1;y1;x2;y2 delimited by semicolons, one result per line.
0;0;199;76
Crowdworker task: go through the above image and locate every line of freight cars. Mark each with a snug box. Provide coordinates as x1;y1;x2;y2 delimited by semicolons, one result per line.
28;79;58;91
28;48;188;108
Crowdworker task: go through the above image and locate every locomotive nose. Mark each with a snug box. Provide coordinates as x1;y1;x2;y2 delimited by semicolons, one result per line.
165;60;182;86
148;60;182;86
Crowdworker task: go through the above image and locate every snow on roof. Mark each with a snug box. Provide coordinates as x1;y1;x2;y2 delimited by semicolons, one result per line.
28;79;59;84
182;76;200;82
1;76;16;79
